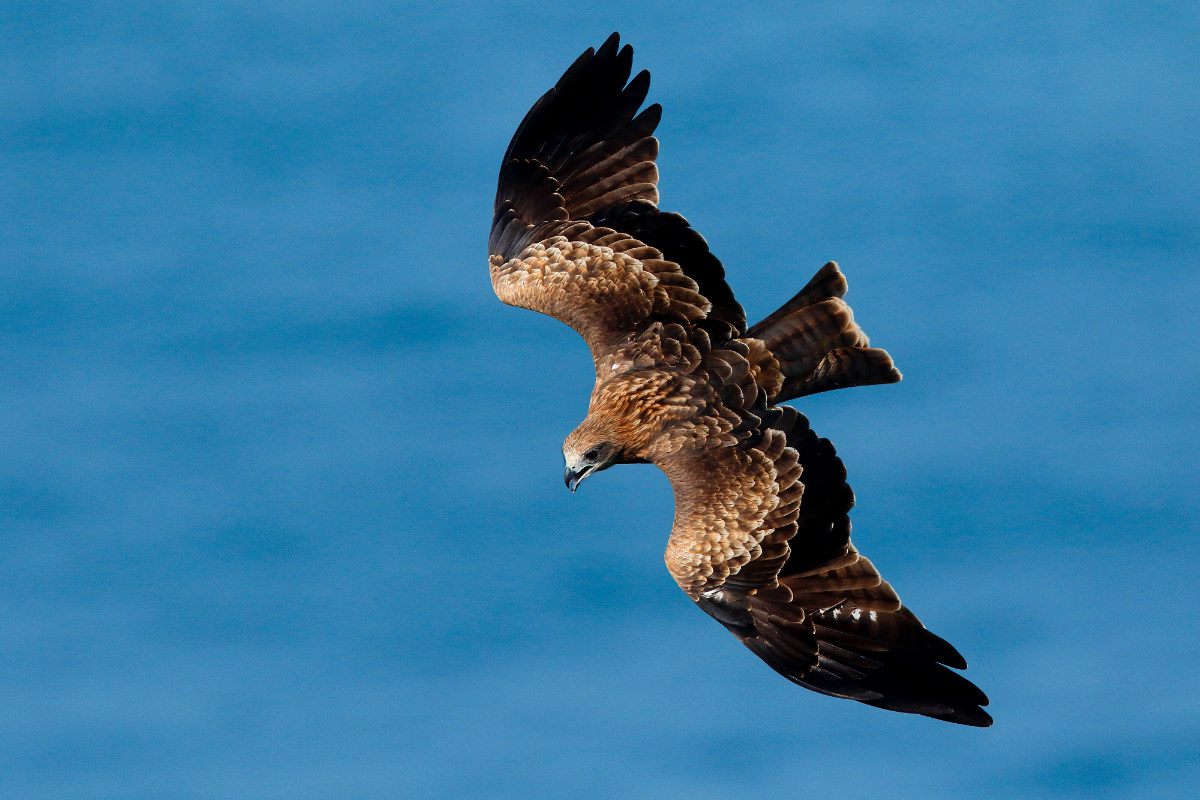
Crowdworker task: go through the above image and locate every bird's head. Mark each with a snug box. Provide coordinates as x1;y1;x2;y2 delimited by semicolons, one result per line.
562;425;621;493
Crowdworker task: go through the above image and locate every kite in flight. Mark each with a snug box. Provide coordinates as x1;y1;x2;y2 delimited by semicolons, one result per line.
489;33;991;726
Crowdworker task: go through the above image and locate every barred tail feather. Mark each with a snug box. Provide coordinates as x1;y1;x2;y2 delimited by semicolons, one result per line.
748;262;902;402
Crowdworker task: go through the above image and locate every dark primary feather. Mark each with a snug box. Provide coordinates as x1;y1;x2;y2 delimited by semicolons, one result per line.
490;33;660;259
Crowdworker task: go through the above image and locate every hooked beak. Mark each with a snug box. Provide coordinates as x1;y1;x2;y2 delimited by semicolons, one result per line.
564;464;592;493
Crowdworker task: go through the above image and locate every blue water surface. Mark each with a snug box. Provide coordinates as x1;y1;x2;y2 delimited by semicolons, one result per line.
2;2;1197;798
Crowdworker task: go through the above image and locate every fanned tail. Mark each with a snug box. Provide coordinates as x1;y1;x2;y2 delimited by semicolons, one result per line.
747;262;902;402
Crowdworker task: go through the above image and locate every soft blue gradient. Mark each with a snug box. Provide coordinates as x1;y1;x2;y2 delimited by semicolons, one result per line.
3;2;1197;797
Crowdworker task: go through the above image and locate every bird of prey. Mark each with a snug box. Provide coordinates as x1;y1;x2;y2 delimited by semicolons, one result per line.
489;33;991;727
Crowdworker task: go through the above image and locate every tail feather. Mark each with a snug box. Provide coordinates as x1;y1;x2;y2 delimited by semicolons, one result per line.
748;261;848;334
784;346;900;400
748;262;902;402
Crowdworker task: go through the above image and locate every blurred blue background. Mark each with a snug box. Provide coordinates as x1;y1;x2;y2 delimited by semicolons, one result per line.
2;1;1197;797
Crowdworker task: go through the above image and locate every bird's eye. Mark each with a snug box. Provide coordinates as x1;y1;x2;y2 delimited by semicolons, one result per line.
583;447;600;461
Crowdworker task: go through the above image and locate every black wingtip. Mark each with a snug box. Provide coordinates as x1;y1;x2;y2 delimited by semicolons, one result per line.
491;33;664;260
935;705;994;728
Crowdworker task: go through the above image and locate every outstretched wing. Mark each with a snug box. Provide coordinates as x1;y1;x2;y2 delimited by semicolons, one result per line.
489;33;746;368
658;405;992;727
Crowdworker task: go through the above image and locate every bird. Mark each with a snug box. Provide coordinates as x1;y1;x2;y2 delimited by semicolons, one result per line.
488;33;991;727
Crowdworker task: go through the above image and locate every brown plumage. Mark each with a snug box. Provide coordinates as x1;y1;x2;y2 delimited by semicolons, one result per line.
489;33;991;727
